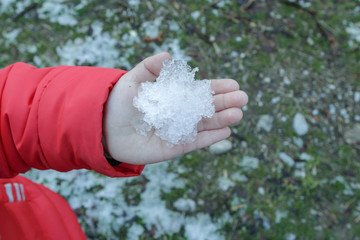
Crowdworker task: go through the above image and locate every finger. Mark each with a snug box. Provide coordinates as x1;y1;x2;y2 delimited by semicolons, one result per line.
214;90;248;112
129;52;172;83
197;108;243;132
211;79;239;94
183;127;231;153
158;127;231;162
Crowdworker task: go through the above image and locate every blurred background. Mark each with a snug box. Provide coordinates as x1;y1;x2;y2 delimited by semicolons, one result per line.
1;0;360;239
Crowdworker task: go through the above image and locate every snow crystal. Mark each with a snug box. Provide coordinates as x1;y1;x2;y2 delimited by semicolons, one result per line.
133;60;215;145
293;113;309;135
174;198;196;212
279;152;295;167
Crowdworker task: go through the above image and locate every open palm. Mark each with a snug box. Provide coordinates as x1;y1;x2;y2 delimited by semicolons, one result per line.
102;52;248;165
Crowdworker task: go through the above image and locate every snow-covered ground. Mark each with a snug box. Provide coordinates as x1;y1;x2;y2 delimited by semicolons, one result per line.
2;0;360;239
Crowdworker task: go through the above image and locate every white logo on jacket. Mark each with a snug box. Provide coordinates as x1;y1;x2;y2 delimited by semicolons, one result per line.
4;183;25;202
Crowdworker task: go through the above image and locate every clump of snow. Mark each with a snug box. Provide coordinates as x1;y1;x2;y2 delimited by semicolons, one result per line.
286;233;297;240
293;137;304;148
300;152;313;161
257;114;274;132
354;92;360;103
133;60;215;145
293;113;309;135
258;187;265;195
141;17;163;39
239;156;259;171
275;210;288;223
279;152;295;167
218;176;235;191
3;29;20;47
191;11;201;20
346;22;360;47
294;162;306;178
174;198;196;212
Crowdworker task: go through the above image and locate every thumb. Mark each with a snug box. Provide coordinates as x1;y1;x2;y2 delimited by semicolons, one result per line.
128;52;172;83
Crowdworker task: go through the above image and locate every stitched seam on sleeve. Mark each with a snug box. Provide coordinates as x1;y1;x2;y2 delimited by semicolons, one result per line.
36;66;75;168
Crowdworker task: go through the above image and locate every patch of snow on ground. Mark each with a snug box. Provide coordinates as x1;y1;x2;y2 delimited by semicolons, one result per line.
218;176;235;191
141;17;163;39
184;213;225;240
57;21;120;68
38;0;79;26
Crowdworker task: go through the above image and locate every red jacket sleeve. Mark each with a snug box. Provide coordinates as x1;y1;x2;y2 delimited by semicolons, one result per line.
0;63;144;178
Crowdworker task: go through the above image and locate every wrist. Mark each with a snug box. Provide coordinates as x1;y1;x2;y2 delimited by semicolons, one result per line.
102;136;122;166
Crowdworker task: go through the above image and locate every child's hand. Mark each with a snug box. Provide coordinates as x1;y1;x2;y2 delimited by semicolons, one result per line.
102;52;248;165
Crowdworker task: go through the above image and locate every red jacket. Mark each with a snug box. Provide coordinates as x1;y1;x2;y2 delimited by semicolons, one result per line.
0;63;145;239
